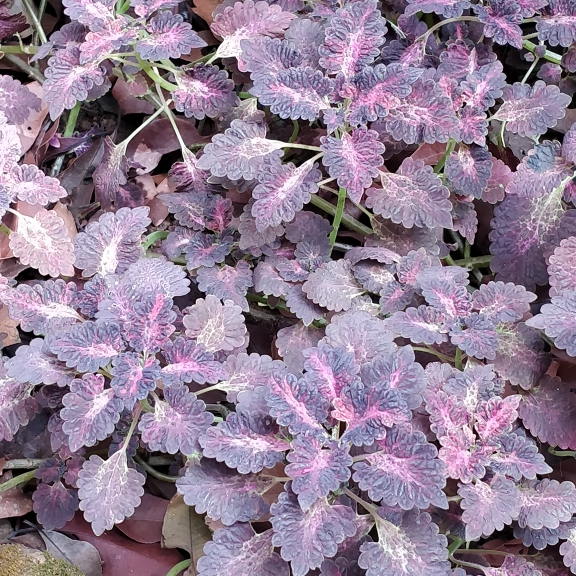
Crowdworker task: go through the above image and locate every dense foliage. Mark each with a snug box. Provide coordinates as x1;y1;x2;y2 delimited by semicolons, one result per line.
4;0;576;574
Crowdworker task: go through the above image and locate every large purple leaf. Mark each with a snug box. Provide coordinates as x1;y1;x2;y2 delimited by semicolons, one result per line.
198;525;289;576
77;451;145;536
333;378;412;447
61;373;123;452
353;425;447;510
162;337;227;386
32;481;78;530
517;478;576;530
200;412;289;473
265;372;329;438
177;458;275;526
518;375;576;450
385;306;449;346
366;158;452;229
320;128;384;203
358;509;450;576
49;320;124;373
459;475;521;540
286;433;352;510
0;376;37;442
270;487;357;576
139;384;213;454
490;433;552;481
537;0;576;47
196;260;253;312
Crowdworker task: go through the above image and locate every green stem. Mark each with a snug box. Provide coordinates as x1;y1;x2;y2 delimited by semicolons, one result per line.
238;91;252;99
165;559;192;576
455;348;463;371
188;52;217;66
0;44;38;54
155;84;188;156
142;230;169;250
549;448;576;457
1;53;44;83
134;454;178;483
318;177;336;187
117;0;131;13
137;56;178;91
521;55;540;84
206;53;219;65
21;0;47;45
309;194;373;236
289;119;299;143
3;458;47;470
0;469;37;494
284;142;323;152
122;404;142;451
463;240;471;260
448;537;464;555
0;223;11;236
523;39;562;65
449;555;488;575
453;549;511;557
328;187;348;249
444;254;457;266
434;139;456;174
412;347;455;364
452;255;493;268
64;102;81;138
195;383;225;396
121;100;172;149
342;487;380;520
33;0;48;46
417;16;480;44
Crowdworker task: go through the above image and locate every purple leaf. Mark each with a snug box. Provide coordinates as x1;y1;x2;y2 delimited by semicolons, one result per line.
252;158;321;230
494;81;571;138
489;193;576;290
110;353;161;410
270;487;357;576
518;375;576;450
197;120;285;180
517;478;576;530
242;37;302;82
200;412;289;473
32;481;78;530
334;378;412;447
250;66;332;121
438;426;491;483
79;17;137;64
74;206;151;278
173;64;238;120
139;384;213;454
77;451;145;536
527;290;576;356
353;425;447;510
303;259;364;312
4;164;67;205
0;377;38;442
266;371;329;437
320;128;384;203
183;295;247;353
220;352;285;402
472;281;536;323
424;389;471;438
49;321;124;373
358;509;449;576
302;344;359;402
198;524;290;576
459;475;521;540
61;373;123;452
449;313;499;361
0;76;41;125
137;11;206;61
162;337;227;385
121;257;190;298
286;433;352;510
494;323;550;391
0;280;81;336
490;433;552;481
345;63;423;126
10;209;75;278
475;0;523;48
197;261;253;311
176;458;275;526
486;555;546;576
285;283;327;325
131;0;179;17
549;236;576;296
318;0;387;78
474;395;521;441
445;145;493;199
62;0;114;26
360;346;426;410
159;191;208;230
385;306;449;346
211;0;296;65
366;158;452;229
405;0;471;18
537;0;576;47
276;323;323;372
460;61;507;110
43;46;107;119
321;310;395;364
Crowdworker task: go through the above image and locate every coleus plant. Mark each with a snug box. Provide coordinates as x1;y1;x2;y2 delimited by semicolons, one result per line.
4;0;576;574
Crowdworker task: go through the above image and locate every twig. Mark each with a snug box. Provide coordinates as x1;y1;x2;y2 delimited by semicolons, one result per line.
0;469;37;493
328;187;347;250
21;0;47;44
3;458;47;470
133;454;178;483
166;559;192;576
50;102;82;177
309;194;373;236
452;255;493;268
2;53;44;83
